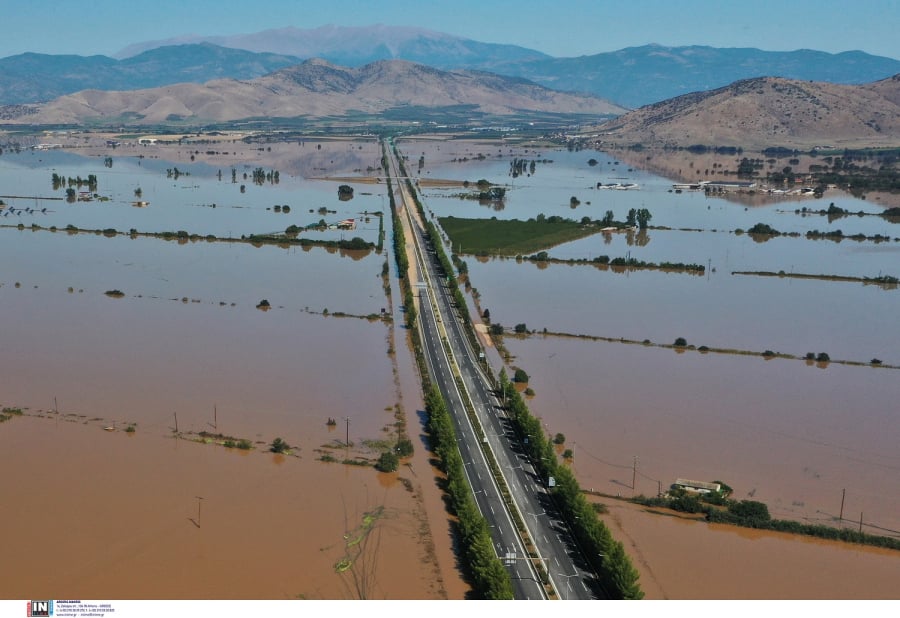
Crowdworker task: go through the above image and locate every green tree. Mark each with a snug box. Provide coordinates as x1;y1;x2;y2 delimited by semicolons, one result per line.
513;368;529;383
376;451;399;472
626;208;637;227
270;437;289;453
636;208;652;229
396;438;414;458
729;500;771;523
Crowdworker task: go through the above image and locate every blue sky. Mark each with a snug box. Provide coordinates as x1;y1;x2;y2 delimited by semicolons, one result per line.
3;0;899;60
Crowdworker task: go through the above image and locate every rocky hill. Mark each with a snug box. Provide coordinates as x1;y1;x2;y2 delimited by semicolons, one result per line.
1;59;624;126
595;74;900;149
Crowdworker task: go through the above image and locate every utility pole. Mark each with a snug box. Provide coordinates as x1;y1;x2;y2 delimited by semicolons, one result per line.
859;512;863;534
174;411;178;433
346;418;350;447
196;496;204;528
840;488;846;521
213;404;217;432
632;456;638;494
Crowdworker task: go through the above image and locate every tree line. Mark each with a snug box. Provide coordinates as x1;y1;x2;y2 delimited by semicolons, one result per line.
498;370;644;599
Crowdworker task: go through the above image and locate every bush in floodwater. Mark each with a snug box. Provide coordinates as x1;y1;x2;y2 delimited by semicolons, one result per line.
376;450;399;472
270;437;289;453
816;352;830;363
674;337;688;347
395;438;414;458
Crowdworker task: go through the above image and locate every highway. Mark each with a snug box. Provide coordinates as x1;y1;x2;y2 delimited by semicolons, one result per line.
385;140;603;600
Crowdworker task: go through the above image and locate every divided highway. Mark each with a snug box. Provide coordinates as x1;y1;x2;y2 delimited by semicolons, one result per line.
385;141;603;600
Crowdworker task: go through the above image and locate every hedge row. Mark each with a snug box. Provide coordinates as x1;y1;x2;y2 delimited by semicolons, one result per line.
425;385;514;599
387;142;510;598
500;372;644;599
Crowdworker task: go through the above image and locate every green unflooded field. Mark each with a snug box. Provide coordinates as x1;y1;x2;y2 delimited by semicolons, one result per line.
438;215;601;255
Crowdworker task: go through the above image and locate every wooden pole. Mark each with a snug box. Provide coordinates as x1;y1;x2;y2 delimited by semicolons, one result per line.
196;496;204;528
839;488;846;521
859;512;863;533
346;418;350;447
174;412;178;433
214;404;217;431
632;456;637;493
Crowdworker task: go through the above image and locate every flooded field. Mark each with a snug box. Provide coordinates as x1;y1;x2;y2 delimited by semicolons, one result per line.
2;133;897;599
0;136;468;599
507;335;900;534
0;415;443;600
403;136;900;597
599;499;900;599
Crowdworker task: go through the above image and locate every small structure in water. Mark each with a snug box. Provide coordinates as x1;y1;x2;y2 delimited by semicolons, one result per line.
673;478;721;494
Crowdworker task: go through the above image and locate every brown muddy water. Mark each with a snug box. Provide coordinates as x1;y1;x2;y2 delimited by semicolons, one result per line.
0;139;468;600
405;137;900;598
0;415;441;600
4;135;898;600
505;335;900;537
598;499;900;599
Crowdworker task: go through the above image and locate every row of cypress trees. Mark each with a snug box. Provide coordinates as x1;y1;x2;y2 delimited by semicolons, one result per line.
384;140;512;598
498;373;644;599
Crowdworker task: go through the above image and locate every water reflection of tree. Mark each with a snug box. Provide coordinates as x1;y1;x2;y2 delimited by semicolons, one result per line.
479;198;505;212
626;229;650;247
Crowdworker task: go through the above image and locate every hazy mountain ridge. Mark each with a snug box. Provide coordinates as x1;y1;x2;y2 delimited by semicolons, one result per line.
2;58;624;125
4;25;899;108
115;25;550;69
0;43;302;104
503;45;900;107
596;74;900;149
113;28;900;106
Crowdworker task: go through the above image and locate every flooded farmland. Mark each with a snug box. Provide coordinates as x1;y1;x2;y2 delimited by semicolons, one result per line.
2;134;898;599
0;137;466;600
404;136;900;596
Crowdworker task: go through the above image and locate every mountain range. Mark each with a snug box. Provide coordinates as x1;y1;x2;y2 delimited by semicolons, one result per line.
596;74;900;149
1;25;899;108
1;59;624;126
